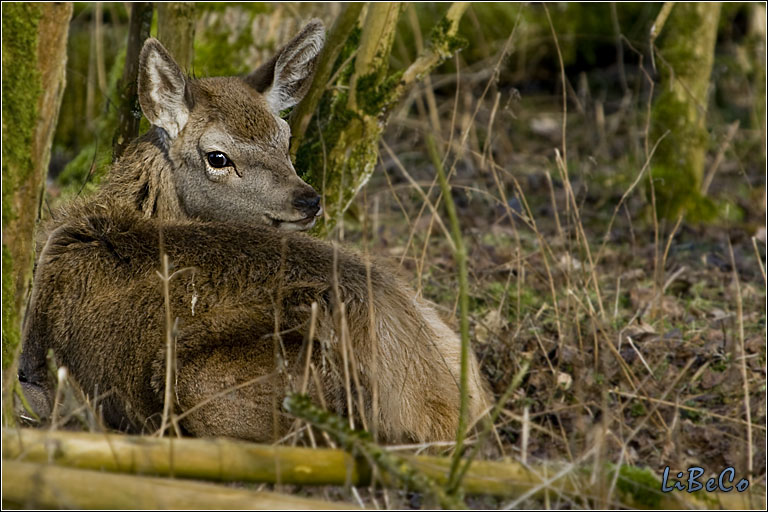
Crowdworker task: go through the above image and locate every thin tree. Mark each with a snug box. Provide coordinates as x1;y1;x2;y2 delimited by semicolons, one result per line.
649;2;722;219
291;2;470;234
113;3;154;160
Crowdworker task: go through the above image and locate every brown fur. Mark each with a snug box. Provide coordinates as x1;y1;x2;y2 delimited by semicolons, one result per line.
19;21;489;443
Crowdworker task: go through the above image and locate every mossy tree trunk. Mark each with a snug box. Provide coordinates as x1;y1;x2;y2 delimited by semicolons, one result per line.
292;2;469;236
157;2;196;72
649;2;722;219
1;2;73;372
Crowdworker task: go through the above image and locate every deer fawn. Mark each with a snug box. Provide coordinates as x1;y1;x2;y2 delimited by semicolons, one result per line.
18;20;489;443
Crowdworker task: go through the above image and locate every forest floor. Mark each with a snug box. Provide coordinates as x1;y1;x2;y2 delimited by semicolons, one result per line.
325;73;766;507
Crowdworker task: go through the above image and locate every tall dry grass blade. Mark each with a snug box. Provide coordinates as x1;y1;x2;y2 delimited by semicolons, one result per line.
543;3;568;163
157;252;177;438
727;238;754;480
381;141;456;253
609;390;765;431
284;394;467;509
425;134;470;495
554;149;607;320
49;367;68;431
594;131;669;266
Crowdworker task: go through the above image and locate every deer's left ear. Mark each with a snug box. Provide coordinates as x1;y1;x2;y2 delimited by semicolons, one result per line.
245;19;325;114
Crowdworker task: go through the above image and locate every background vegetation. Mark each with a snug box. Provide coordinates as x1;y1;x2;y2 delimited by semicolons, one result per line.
2;2;765;509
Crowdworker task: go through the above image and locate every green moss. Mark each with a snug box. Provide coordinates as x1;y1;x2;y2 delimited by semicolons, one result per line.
2;3;43;369
193;4;271;77
629;402;647;418
2;246;20;369
356;69;404;116
611;464;664;509
648;164;716;221
335;26;362;85
2;3;43;227
294;25;365;202
428;15;468;57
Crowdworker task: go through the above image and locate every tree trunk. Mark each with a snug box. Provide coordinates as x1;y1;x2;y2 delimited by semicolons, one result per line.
113;2;154;160
1;2;72;372
293;2;469;236
748;3;766;159
650;2;722;219
157;2;196;72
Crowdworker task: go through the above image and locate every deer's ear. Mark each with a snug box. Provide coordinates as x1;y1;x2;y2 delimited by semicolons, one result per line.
245;19;325;114
138;38;190;139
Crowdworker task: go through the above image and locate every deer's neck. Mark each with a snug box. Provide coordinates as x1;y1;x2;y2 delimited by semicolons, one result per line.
99;128;186;221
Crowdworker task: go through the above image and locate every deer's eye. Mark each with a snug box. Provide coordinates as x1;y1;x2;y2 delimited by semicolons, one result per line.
207;151;231;168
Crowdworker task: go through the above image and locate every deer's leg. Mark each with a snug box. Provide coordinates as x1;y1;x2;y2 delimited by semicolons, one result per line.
169;330;322;442
347;290;489;443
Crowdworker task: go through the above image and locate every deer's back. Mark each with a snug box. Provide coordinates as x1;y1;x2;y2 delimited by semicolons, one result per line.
25;209;380;433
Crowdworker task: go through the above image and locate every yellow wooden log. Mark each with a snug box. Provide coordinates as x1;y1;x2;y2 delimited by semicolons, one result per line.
3;428;763;509
1;460;358;510
2;428;366;486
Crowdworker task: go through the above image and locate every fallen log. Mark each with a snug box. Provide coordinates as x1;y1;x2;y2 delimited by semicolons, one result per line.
3;428;762;509
2;460;358;510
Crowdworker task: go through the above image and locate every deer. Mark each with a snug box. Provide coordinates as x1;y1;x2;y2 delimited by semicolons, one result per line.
18;20;490;443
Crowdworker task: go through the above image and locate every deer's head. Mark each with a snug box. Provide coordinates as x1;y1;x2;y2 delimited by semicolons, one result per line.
137;20;324;230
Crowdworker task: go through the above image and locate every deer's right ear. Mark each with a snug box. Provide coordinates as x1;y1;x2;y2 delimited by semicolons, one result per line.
245;19;325;114
138;38;190;139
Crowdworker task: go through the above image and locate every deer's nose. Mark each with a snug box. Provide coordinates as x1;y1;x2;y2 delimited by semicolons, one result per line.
292;191;321;218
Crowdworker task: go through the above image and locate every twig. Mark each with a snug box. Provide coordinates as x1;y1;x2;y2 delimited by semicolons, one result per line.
543;3;567;163
157;252;177;438
399;3;470;90
609;390;766;431
649;2;676;72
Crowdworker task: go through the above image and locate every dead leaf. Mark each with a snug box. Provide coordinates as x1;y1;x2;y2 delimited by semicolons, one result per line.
475;309;506;344
556;371;573;390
